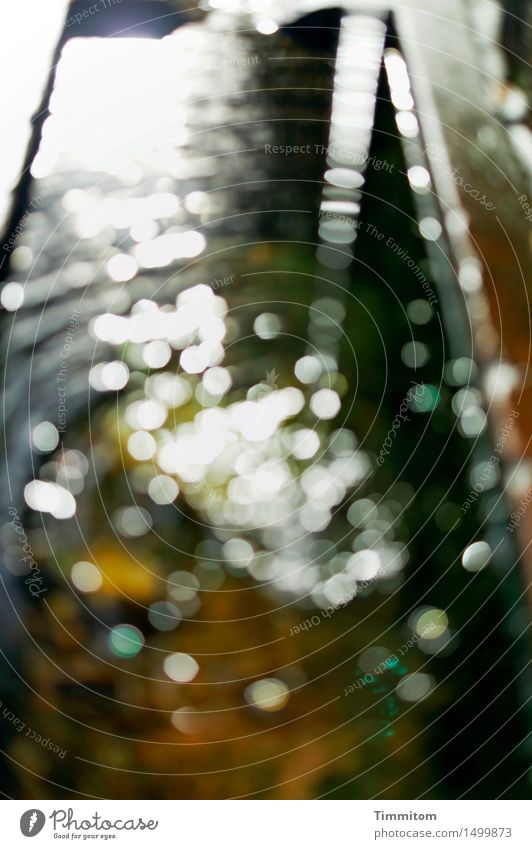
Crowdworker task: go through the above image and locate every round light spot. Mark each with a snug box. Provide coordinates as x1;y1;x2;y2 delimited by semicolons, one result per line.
245;678;289;711
24;480;76;520
407;166;431;191
459;407;487;437
1;282;24;311
459;259;482;293
174;230;206;258
32;421;59;453
194;560;225;589
347;498;376;527
71;561;102;593
149;373;191;407
452;387;482;416
203;366;232;396
401;341;429;368
185;192;209;214
180;345;209;374
407;299;433;325
256;19;279;34
347;549;381;581
148;474;179;505
143;340;172;369
107;254;138;282
444;357;477;386
324;168;364;189
164;652;199;682
57;464;85;495
294;355;323;384
419;217;442;241
415;608;448;639
114;506;152;537
396;672;434;702
145;192;179;219
310;388;341;420
291;429;320;460
407;383;440;413
89;361;129;391
148;601;181;631
396;111;419;137
11;246;33;271
126;399;167;431
168;571;200;602
109;624;144;658
462;540;491;572
137;400;167;430
358;646;394;675
130;219;158;243
171;706;199;733
222;538;254;569
128;431;157;461
316;244;353;269
254;313;281;340
318;219;356;244
470;460;499;491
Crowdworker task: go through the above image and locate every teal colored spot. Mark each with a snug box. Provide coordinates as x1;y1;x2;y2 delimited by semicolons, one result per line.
386;657;399;669
385;697;400;718
109;625;144;658
409;383;441;413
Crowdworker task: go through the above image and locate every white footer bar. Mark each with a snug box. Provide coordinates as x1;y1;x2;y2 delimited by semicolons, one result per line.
2;800;529;847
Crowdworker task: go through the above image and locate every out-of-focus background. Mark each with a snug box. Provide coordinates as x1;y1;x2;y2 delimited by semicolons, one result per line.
0;0;530;800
